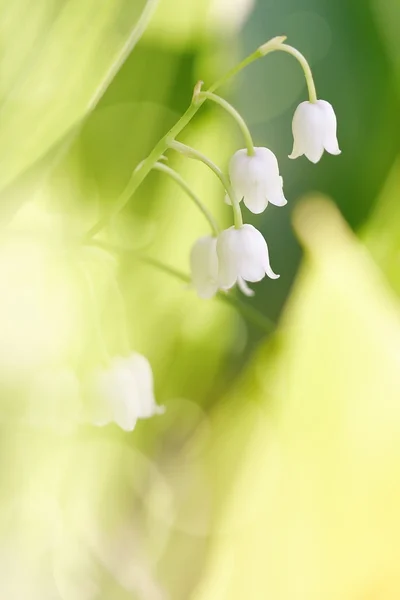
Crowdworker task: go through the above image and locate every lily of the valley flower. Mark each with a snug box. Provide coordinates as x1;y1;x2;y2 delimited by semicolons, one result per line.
190;235;257;298
190;236;219;299
228;147;287;214
217;224;279;290
289;100;340;163
89;354;164;432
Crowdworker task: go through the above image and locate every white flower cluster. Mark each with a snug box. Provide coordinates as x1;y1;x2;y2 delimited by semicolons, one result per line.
190;99;340;299
31;40;339;434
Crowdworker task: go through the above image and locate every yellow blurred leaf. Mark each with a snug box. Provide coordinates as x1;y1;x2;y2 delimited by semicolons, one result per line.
192;197;400;600
0;0;159;192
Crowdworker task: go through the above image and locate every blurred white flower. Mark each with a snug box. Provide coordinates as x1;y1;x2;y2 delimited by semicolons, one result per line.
89;354;164;432
27;367;82;433
190;236;258;299
228;147;287;214
289;100;341;163
190;236;219;299
217;224;279;290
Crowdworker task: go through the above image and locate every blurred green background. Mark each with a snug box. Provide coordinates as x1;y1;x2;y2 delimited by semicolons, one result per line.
1;0;400;598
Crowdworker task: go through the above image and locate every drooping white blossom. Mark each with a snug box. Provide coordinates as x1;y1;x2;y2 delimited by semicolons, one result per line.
89;354;164;432
228;147;287;214
190;235;219;299
289;100;340;163
216;224;279;290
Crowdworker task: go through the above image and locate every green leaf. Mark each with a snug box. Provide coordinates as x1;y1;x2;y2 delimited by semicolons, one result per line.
0;0;159;192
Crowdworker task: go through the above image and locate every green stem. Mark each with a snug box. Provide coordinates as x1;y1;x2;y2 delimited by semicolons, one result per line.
153;162;219;235
168;140;243;229
211;36;317;103
259;41;317;103
196;91;255;156
90;0;161;110
207;48;264;94
84;102;204;240
85;240;274;334
84;35;316;239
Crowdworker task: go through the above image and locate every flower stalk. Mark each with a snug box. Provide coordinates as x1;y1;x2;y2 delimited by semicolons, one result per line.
195;90;255;156
167;139;243;229
259;39;317;103
153;161;220;235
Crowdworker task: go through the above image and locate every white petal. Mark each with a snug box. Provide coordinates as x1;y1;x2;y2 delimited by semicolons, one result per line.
289;136;304;160
237;277;254;297
266;176;287;207
290;101;325;164
243;185;268;214
305;144;325;164
244;225;280;280
91;360;137;431
229;147;282;215
89;354;164;431
217;227;240;289
261;247;280;280
113;388;137;431
235;226;268;282
217;225;280;288
190;236;219;299
229;149;249;200
317;100;341;156
124;353;165;419
237;225;279;282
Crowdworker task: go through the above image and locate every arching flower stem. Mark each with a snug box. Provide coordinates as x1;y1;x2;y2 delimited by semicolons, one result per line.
168;140;243;229
153;162;220;236
195;91;255;156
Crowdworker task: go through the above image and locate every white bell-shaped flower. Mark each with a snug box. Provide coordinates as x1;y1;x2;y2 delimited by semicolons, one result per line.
229;147;287;214
217;224;279;290
289;100;341;163
89;353;164;431
190;235;219;299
